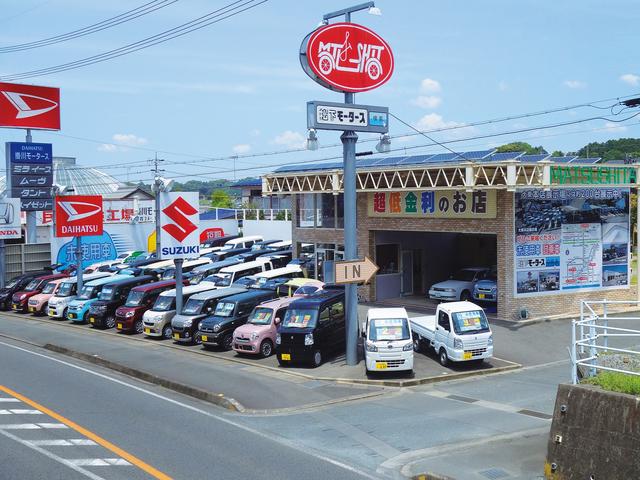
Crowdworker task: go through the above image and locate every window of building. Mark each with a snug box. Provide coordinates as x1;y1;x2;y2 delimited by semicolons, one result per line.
376;244;399;274
296;194;315;228
317;193;336;228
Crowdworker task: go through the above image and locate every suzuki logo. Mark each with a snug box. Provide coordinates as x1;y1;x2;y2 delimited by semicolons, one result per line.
2;91;58;119
162;196;197;242
59;201;102;222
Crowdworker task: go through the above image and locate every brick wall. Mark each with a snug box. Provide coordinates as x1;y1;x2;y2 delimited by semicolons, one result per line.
291;191;636;320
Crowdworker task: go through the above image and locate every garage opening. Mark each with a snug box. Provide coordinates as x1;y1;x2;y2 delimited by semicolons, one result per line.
374;230;497;309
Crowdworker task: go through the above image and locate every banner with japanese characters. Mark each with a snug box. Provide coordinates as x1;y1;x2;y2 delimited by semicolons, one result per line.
367;190;496;219
514;188;629;297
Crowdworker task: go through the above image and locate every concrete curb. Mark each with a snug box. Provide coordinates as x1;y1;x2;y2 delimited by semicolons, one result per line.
41;343;245;412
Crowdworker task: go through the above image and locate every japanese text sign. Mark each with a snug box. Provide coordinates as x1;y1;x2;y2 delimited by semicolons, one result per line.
159;192;200;259
307;100;388;133
55;195;103;237
0;82;60;130
6;142;53;211
367;190;496;219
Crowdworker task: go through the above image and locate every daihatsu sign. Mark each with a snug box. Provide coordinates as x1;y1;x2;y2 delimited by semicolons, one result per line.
300;22;394;93
55;195;103;237
0;82;60;130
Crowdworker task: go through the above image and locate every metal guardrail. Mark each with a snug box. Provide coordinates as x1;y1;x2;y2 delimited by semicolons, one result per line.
572;300;640;384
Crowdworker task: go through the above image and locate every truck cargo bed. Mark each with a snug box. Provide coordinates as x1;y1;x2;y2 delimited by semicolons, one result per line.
409;315;436;341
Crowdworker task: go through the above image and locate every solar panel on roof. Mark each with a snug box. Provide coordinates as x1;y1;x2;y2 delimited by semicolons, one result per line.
482;151;525;162
549;156;577;163
519;154;550;163
396;154;435;165
569;157;601;164
355;157;381;168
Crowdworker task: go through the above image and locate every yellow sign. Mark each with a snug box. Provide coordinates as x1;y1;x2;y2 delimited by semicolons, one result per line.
368;190;496;219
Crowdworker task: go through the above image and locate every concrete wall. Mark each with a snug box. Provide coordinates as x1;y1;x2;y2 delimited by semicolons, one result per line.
242;220;292;241
546;383;640;479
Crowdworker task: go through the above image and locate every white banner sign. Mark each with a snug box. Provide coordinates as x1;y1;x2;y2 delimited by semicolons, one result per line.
159;192;200;259
0;198;21;239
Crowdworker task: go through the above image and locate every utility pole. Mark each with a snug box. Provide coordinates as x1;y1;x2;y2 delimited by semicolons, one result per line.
151;153;165;258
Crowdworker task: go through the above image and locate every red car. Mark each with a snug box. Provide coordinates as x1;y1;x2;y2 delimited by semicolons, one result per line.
115;280;182;334
11;273;67;313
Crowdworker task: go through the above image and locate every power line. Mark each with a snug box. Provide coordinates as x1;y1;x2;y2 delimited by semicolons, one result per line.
0;0;268;81
0;1;178;53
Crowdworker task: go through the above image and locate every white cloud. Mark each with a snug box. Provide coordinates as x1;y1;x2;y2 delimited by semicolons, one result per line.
232;144;251;154
98;133;147;152
250;129;261;137
98;143;118;152
420;78;441;93
414;113;473;139
620;73;640;86
272;130;306;149
603;122;627;133
498;80;508;91
411;95;442;109
563;80;587;89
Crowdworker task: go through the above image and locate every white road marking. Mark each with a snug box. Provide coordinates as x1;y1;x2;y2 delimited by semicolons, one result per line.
9;409;42;414
0;423;42;429
0;398;20;402
68;459;131;467
29;439;98;446
422;390;552;419
38;423;68;429
0;428;106;480
0;340;381;480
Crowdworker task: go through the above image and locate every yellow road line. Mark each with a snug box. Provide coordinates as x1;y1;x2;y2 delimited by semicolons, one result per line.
0;385;172;480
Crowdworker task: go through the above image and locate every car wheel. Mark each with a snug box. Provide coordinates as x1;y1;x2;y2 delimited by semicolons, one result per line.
134;320;143;334
193;331;203;345
259;340;273;358
82;311;89;324
413;337;422;353
460;290;471;301
221;333;233;351
439;348;449;367
312;349;322;368
162;325;172;339
105;315;116;329
62;308;68;320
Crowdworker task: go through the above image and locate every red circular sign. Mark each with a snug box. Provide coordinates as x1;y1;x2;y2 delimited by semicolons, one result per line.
301;22;394;93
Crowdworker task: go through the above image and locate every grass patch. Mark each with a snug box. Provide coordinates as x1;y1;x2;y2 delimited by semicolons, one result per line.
584;371;640;395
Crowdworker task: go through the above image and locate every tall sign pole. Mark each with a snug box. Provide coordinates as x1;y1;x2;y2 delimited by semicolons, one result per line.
24;129;37;244
300;2;393;366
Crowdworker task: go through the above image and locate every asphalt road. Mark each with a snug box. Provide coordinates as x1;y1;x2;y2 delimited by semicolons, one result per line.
0;337;378;480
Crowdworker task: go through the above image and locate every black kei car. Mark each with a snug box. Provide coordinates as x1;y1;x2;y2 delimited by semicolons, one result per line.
87;275;155;329
0;271;51;310
198;289;276;350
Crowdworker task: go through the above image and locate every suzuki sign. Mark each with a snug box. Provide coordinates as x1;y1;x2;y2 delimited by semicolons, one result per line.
160;192;200;259
0;82;60;130
55;195;103;237
300;22;394;93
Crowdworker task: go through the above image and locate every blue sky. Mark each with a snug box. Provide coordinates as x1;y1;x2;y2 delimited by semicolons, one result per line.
0;0;638;185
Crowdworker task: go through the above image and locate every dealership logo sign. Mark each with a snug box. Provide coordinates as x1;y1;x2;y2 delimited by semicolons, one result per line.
55;195;103;237
0;82;61;130
300;23;394;93
160;192;200;259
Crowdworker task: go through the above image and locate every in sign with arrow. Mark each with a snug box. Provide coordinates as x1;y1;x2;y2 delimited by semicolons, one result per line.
334;256;379;285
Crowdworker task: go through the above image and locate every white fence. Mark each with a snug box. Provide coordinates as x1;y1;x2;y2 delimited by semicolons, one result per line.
572;300;640;384
202;208;290;221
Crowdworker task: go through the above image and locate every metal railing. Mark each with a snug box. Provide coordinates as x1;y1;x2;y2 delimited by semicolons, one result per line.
202;208;290;221
572;300;640;384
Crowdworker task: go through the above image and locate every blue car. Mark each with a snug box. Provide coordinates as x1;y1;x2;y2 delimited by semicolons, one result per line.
472;274;497;303
67;275;131;323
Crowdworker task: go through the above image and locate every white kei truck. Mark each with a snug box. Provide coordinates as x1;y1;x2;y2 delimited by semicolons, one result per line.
410;301;493;366
363;308;414;373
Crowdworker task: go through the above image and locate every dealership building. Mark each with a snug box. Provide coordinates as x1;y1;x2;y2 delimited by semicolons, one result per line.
263;149;637;320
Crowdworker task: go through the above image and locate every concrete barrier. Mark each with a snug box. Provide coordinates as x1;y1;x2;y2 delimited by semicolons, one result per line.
546;383;640;479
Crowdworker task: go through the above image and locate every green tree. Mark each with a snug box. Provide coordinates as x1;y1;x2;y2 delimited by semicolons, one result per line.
495;142;546;155
551;150;564;157
577;138;640;162
210;189;234;208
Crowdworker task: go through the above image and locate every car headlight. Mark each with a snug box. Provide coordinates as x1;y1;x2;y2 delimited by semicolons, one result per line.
304;333;314;346
183;319;193;328
365;341;377;352
213;323;221;332
487;335;493;346
250;332;259;341
491;286;497;293
445;288;456;293
275;333;281;345
402;342;413;351
125;311;135;318
19;294;27;300
453;338;463;350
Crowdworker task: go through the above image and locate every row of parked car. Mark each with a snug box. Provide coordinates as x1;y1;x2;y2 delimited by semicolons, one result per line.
428;267;497;304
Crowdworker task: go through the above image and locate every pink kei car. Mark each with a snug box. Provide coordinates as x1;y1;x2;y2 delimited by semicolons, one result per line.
232;296;298;357
27;278;67;315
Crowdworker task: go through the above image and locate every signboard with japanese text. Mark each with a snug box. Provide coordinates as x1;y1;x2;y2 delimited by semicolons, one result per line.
551;166;637;186
159;192;200;259
367;190;496;219
307;101;388;133
102;199;154;224
0;82;60;130
54;195;103;237
0;198;21;239
514;188;630;297
5;142;53;211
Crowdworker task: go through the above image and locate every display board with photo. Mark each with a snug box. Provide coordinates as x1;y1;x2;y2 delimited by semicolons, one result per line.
514;188;629;296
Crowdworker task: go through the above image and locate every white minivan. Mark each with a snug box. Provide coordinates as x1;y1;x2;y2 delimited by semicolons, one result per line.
219;235;263;251
363;308;414;373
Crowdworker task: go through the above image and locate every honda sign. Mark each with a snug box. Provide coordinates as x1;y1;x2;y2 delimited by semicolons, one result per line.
300;23;394;93
55;195;103;237
160;192;200;259
0;82;60;130
0;198;21;239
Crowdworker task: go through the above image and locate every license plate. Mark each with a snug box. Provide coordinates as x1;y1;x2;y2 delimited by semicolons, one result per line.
12;304;19;310
281;353;291;361
89;317;95;324
376;362;388;369
117;323;123;329
201;335;208;342
463;352;473;360
28;307;35;312
173;333;179;340
478;293;485;299
144;328;151;334
49;309;55;315
68;313;76;319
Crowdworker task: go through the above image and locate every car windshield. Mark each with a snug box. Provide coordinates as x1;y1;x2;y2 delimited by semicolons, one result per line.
57;282;75;297
220;243;236;251
162;269;175;280
211;274;231;287
125;290;145;307
98;285;116;301
182;298;205;315
189;272;205;284
248;307;273;325
282;308;317;329
233;276;256;287
250;243;267;251
294;285;319;296
214;302;235;317
41;282;57;295
5;277;20;289
369;318;410;341
451;269;478;282
25;279;41;291
152;295;175;311
451;310;490;335
77;285;97;300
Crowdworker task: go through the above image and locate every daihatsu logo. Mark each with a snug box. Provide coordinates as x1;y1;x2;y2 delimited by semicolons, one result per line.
1;91;58;119
162;196;197;242
59;201;102;223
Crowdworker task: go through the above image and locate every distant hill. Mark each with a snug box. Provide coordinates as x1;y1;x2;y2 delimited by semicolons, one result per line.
577;138;640;162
